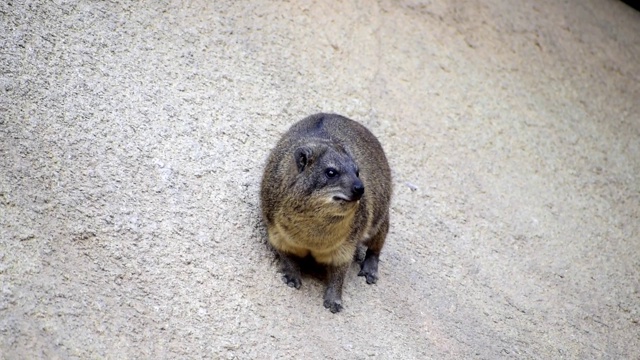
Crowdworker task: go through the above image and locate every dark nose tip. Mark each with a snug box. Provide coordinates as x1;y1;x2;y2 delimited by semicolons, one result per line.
352;183;365;200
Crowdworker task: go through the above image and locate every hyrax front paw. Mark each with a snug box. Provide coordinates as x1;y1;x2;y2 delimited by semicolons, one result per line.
282;273;302;289
323;297;343;313
323;280;344;313
358;255;379;284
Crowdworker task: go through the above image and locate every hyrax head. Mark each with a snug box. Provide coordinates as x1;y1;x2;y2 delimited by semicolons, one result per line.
292;141;364;207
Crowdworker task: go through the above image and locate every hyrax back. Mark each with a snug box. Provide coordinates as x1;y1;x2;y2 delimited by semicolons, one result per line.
260;113;392;313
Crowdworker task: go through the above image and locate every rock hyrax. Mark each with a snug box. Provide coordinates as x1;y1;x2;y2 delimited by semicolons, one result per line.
260;113;392;313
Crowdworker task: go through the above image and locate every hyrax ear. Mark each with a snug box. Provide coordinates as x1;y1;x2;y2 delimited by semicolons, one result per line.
294;146;313;173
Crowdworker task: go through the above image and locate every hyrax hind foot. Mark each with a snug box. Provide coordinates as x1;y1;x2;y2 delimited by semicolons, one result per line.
358;249;380;284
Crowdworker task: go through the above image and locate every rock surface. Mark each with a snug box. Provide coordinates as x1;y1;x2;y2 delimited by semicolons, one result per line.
1;0;639;358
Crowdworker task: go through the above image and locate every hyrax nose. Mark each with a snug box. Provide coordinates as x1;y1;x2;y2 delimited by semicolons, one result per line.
352;182;365;200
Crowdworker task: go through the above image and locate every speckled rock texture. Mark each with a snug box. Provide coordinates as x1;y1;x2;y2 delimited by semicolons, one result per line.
1;0;639;358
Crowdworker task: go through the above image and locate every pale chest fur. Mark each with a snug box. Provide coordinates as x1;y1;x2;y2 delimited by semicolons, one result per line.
268;209;361;265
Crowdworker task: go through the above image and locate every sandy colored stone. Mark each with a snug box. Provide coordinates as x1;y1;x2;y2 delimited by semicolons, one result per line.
1;0;639;358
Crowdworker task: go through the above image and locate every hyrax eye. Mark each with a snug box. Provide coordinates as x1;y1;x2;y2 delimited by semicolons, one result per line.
355;169;360;177
325;168;338;178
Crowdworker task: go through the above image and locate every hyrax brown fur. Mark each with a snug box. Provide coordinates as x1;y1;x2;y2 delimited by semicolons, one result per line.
260;113;392;313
